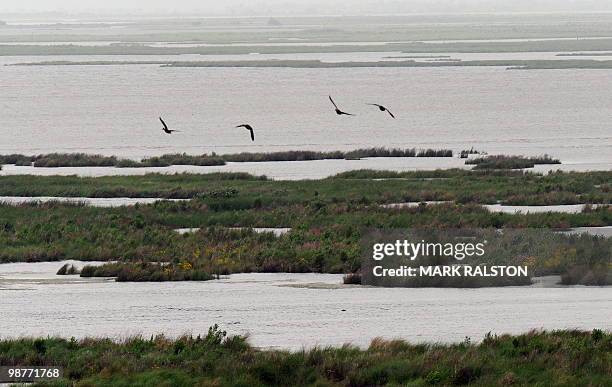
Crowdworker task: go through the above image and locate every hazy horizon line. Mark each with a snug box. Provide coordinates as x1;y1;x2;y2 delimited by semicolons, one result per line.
3;10;612;18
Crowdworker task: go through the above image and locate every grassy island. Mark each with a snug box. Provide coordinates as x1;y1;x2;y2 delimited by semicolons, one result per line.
0;148;453;169
0;170;607;285
466;155;561;170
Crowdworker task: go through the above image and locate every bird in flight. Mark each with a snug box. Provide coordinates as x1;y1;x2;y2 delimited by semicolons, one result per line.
159;117;180;134
368;104;395;119
329;96;355;116
236;124;255;142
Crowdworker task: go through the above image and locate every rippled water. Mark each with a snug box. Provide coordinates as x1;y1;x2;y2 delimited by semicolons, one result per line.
1;262;610;349
1;62;611;171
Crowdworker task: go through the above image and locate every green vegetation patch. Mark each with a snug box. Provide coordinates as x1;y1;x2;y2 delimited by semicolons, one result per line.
0;171;608;283
80;262;214;282
466;155;561;170
0;148;454;169
0;328;609;386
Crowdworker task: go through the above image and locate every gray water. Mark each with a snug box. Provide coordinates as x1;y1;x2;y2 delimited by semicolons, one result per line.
483;203;609;214
561;226;612;237
0;262;610;349
1;63;611;171
0;196;187;207
0;50;591;65
175;227;291;236
381;202;609;214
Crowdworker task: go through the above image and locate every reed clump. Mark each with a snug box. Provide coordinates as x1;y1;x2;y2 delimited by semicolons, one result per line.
56;263;80;275
33;153;118;167
466;155;561;170
80;262;214;282
117;154;226;168
343;272;362;285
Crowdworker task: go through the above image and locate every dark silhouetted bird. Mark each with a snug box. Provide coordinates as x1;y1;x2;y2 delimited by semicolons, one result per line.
368;104;395;119
329;96;355;116
236;124;255;141
159;117;180;134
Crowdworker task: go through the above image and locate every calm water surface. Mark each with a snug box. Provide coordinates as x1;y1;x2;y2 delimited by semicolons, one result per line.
1;262;610;349
1;63;611;171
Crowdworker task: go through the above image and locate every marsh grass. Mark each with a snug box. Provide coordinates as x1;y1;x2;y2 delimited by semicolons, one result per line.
56;263;80;275
0;171;609;283
0;154;34;166
3;169;609;205
32;153;118;168
0;200;606;282
0;148;454;168
332;168;526;179
0;329;609;386
560;264;611;286
117;154;226;167
343;272;362;285
0;169;609;205
466;155;561;170
460;148;484;159
80;262;214;282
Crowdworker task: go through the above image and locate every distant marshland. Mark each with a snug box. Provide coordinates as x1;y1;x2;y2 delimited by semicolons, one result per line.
0;148;454;169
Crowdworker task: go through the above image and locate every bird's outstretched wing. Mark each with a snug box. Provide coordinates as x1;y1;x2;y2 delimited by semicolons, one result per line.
329;96;339;110
367;104;395;118
236;124;255;141
159;117;168;130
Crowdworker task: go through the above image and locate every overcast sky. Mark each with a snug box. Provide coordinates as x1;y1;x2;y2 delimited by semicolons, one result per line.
3;0;612;15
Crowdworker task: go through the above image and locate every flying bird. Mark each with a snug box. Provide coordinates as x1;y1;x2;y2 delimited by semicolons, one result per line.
236;124;255;142
159;117;180;134
368;104;395;119
329;96;355;116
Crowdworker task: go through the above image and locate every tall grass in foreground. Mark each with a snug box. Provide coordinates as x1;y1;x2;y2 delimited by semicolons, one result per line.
0;329;609;386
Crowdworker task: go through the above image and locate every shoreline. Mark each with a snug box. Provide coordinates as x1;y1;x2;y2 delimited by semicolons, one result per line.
1;329;609;385
1;264;611;350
